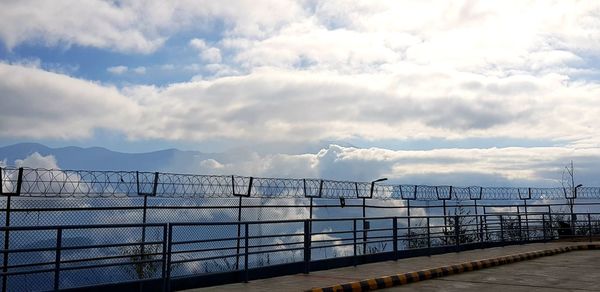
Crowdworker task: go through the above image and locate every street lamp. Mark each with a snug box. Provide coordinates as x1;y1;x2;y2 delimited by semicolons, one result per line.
571;184;583;223
369;178;388;198
363;178;388;254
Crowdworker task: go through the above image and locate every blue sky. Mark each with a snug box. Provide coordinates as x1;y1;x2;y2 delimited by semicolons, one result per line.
1;1;600;185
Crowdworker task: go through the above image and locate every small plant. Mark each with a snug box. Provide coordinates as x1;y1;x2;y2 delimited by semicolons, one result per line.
120;241;162;279
405;219;430;249
441;205;477;246
366;242;388;254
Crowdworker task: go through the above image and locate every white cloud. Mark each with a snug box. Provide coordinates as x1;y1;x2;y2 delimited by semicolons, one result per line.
15;152;59;169
189;38;222;63
132;66;146;74
3;61;600;149
107;65;128;75
0;1;166;53
116;67;600;147
0;62;139;139
167;144;600;186
0;0;306;53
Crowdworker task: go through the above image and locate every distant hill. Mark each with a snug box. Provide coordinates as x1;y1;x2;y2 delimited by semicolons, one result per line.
0;141;357;172
0;142;205;171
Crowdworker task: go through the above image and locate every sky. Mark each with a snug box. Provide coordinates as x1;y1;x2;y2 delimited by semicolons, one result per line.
1;1;600;186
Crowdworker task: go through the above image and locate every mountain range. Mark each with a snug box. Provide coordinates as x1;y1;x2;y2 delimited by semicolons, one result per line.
0;141;355;172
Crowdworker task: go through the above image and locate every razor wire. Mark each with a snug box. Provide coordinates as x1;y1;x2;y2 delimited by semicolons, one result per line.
0;166;597;201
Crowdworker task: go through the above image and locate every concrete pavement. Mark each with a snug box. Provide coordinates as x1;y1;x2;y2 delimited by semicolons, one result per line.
387;250;600;291
185;242;594;291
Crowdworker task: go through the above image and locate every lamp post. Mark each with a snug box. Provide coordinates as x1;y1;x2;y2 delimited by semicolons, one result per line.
363;178;387;254
571;184;583;223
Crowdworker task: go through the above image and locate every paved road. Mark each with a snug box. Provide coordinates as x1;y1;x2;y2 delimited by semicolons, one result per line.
186;242;589;291
387;250;600;291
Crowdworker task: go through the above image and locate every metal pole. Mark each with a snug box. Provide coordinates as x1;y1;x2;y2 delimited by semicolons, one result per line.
309;197;313;221
353;219;357;266
524;197;529;241
303;220;311;274
161;224;168;291
473;199;479;241
0;167;2;292
406;199;411;248
542;214;547;241
479;215;484;244
426;216;431;249
165;224;173;292
362;197;367;255
2;194;10;292
500;215;505;244
139;172;157;290
2;167;21;292
244;223;249;283
141;194;148;251
548;210;554;240
392;217;398;260
484;210;489;241
235;196;242;270
136;171;140;196
588;213;592;242
54;228;62;291
454;215;460;250
443;199;447;244
518;214;523;242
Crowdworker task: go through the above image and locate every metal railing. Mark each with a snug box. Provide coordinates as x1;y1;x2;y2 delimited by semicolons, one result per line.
1;167;600;290
0;167;596;231
0;212;598;291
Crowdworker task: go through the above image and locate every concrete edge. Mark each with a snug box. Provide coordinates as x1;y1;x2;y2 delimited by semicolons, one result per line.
306;244;600;292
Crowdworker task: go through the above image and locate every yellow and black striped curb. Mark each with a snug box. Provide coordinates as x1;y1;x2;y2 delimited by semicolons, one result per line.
306;244;600;292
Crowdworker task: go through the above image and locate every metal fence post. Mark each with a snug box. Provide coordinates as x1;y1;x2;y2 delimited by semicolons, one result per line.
303;220;311;273
454;215;460;250
392;217;398;260
479;215;484;244
161;224;168;292
518;214;523;242
234;177;252;272
235;197;243;271
353;219;357;266
362;197;367;255
548;211;554;240
542;214;547;241
473;199;479;241
54;228;62;291
588;213;592;242
2;167;21;292
426;216;431;250
442;198;448;243
244;223;249;283
164;224;173;292
525;189;531;241
138;171;158;292
406;199;411;248
500;215;504;244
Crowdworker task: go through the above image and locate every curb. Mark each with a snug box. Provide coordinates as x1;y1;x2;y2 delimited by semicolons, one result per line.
306;244;600;292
